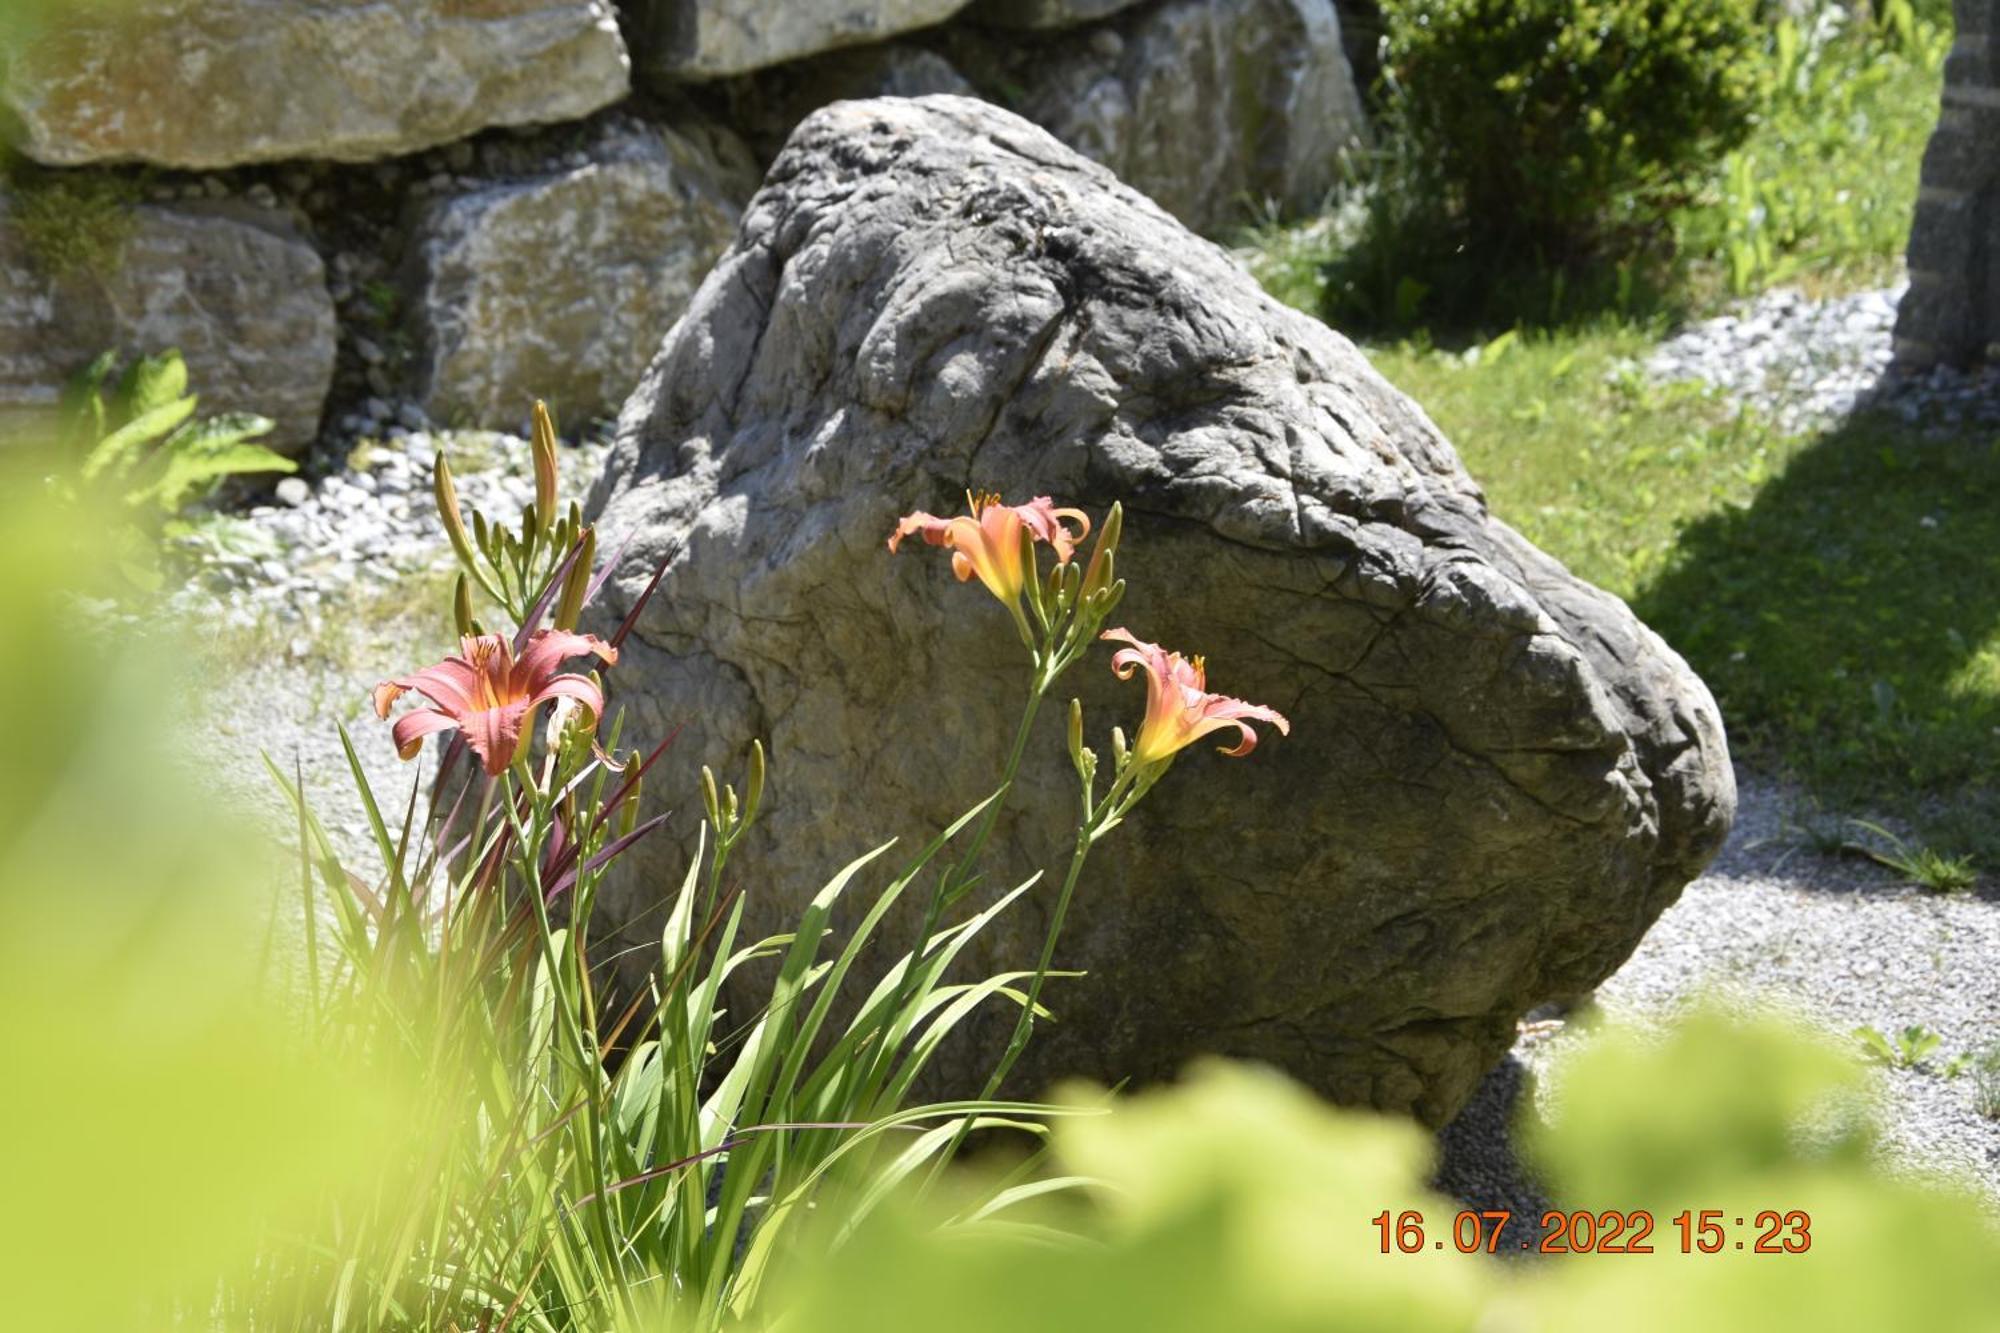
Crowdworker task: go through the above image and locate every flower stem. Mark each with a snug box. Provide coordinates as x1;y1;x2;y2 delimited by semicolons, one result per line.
515;774;628;1322
905;675;1046;967
981;821;1093;1102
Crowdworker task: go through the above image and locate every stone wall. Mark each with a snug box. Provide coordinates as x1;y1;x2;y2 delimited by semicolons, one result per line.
1895;0;1999;367
0;0;1373;455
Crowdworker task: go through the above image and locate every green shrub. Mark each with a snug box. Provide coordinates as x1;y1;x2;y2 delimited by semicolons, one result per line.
1320;0;1767;331
1383;0;1766;263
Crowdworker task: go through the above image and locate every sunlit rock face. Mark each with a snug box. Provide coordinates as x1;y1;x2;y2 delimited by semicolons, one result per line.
0;0;630;169
941;0;1369;234
406;123;756;428
628;0;975;81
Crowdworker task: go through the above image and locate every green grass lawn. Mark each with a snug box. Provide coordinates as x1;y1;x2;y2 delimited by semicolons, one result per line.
1244;11;2000;865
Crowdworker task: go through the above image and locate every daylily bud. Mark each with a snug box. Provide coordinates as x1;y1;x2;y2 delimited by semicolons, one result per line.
433;451;479;573
1045;560;1066;613
1111;725;1128;772
619;784;641;838
554;526;596;631
531;399;559;535
1067;697;1085;767
453;571;474;637
723;784;739;825
472;509;493;562
744;739;766;826
701;765;720;830
1084;549;1115;606
1016;522;1041;621
1082;502;1122;597
519;504;537;557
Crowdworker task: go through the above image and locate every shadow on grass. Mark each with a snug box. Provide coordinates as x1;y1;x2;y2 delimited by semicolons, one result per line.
1315;225;1690;352
1633;406;2000;863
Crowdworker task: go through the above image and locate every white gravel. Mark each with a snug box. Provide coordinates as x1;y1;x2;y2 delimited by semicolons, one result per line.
1644;284;1901;434
162;419;608;661
1643;278;2000;437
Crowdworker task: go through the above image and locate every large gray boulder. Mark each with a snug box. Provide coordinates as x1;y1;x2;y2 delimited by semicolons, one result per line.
1895;0;1999;367
947;0;1368;233
588;97;1733;1126
0;1;629;169
0;194;335;453
630;0;972;81
408;123;756;429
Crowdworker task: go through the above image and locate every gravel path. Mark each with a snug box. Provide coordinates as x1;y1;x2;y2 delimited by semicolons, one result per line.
1436;769;2000;1217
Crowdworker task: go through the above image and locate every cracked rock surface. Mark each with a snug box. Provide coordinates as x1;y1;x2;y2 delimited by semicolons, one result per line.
587;96;1735;1124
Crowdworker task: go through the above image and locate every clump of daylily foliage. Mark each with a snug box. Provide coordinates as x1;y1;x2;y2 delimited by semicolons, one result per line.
253;409;1287;1331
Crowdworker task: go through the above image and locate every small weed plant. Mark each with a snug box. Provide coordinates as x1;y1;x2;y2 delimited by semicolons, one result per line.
1845;820;1978;894
1972;1044;2000;1120
1853;1023;1944;1071
49;348;295;589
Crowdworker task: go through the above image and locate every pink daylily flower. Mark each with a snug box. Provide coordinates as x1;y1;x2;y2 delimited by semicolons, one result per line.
372;630;617;777
888;492;1091;607
1101;628;1290;767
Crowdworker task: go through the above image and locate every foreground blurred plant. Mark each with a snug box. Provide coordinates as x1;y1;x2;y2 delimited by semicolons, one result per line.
248;413;1288;1328
782;1011;2000;1333
0;477;408;1330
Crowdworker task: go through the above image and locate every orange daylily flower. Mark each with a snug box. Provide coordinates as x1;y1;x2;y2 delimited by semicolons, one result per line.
373;630;617;777
1101;628;1290;767
887;492;1091;606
